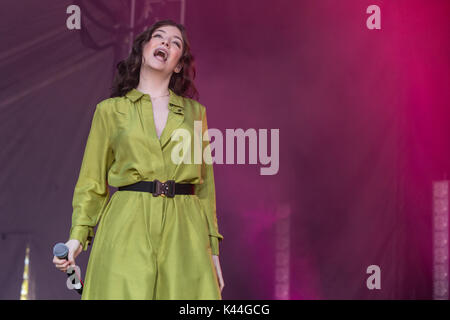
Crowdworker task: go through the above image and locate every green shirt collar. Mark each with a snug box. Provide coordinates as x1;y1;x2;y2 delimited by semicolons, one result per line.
125;88;185;108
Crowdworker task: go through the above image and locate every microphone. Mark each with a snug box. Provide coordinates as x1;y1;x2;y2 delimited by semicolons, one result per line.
53;243;83;295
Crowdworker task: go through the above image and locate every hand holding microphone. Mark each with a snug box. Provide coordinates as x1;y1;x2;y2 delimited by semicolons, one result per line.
53;240;84;294
53;239;82;272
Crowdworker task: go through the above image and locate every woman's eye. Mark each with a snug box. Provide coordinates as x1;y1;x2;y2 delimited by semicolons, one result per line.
153;34;180;48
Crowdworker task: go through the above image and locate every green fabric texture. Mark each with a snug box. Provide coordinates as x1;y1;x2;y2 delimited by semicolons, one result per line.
68;88;223;299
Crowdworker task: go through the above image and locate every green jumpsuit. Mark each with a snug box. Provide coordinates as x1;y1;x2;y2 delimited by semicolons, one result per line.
68;88;224;300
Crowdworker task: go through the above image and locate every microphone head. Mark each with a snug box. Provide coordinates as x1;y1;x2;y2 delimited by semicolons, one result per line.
53;242;69;258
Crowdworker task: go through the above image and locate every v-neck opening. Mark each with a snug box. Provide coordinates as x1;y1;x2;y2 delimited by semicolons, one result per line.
153;104;170;143
131;88;185;149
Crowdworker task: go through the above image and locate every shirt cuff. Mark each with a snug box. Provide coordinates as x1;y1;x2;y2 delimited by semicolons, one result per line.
69;225;93;252
209;235;222;256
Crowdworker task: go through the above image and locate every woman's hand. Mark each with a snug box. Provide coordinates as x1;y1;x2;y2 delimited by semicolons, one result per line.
212;255;225;292
53;239;83;273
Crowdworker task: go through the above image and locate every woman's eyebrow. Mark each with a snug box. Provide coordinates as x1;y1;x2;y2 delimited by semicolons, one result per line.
154;29;184;43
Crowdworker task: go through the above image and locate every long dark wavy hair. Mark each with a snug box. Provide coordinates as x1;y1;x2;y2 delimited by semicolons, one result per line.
110;19;198;100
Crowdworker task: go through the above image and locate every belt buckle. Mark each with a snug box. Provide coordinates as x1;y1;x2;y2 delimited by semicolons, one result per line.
152;179;175;198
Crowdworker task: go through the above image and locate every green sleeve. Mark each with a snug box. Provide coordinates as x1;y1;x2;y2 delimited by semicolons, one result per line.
69;103;114;251
195;105;224;256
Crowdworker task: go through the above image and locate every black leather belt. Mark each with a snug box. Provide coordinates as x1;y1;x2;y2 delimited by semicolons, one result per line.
118;180;195;198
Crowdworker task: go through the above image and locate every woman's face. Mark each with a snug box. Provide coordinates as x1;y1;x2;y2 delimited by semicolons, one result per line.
142;25;184;74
